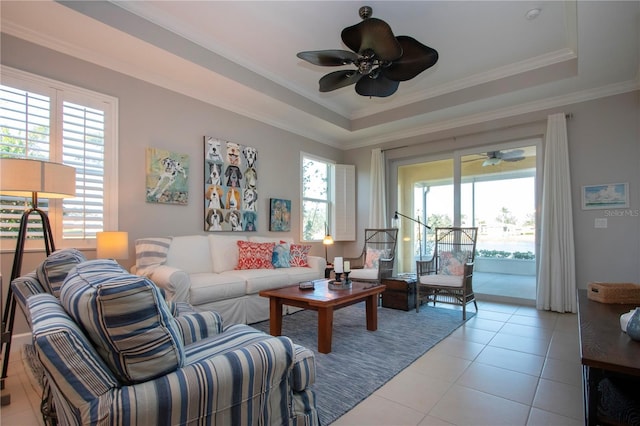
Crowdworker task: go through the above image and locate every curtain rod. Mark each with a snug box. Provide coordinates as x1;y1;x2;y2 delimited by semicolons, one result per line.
381;145;409;153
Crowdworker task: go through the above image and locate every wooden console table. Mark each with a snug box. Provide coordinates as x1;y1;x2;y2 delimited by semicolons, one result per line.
578;289;640;425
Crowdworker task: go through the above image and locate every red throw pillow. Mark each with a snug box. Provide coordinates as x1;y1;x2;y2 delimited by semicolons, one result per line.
236;241;275;270
290;244;311;267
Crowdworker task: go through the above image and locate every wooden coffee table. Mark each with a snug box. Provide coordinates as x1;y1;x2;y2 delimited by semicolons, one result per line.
259;280;386;354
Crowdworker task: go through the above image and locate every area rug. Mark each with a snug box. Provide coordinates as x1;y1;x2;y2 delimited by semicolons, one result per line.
252;303;473;425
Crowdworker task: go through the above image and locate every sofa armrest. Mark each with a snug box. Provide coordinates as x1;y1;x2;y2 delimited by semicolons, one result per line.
142;265;190;303
306;255;327;274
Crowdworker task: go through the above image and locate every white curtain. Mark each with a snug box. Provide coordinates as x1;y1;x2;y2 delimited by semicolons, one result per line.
537;113;577;313
369;148;387;228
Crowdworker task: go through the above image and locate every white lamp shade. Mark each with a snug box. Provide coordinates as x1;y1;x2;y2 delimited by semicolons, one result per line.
97;231;129;260
0;158;76;198
323;235;334;245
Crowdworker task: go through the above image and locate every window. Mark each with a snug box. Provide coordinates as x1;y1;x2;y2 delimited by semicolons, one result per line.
0;66;118;250
301;154;332;241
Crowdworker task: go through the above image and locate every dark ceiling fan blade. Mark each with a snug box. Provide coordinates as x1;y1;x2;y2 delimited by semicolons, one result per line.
381;36;439;82
355;72;400;97
297;50;358;66
341;17;402;61
319;70;362;92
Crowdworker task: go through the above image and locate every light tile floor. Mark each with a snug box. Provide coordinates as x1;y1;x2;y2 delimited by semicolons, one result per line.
0;300;584;426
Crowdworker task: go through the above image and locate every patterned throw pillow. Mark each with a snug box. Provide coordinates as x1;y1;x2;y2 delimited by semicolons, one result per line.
290;244;311;267
272;241;291;268
236;241;275;270
365;247;390;269
439;251;469;276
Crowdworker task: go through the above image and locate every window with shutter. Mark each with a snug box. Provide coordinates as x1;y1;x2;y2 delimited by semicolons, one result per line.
0;66;118;250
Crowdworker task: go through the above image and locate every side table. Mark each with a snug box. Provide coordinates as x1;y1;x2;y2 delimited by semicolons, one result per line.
381;276;418;311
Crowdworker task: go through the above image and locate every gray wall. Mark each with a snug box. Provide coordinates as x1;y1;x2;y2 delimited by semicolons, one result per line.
2;34;639;335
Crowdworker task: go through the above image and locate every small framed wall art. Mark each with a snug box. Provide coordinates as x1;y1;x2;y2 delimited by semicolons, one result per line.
204;136;259;231
269;198;291;231
582;182;629;210
145;147;189;205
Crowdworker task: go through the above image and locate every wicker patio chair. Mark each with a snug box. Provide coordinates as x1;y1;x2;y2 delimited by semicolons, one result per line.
345;228;398;285
416;227;478;319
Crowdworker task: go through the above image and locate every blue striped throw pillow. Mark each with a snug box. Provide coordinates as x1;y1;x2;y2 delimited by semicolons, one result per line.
60;259;185;384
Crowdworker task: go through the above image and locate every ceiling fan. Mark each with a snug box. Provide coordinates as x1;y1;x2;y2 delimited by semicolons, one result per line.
296;5;439;98
479;150;526;166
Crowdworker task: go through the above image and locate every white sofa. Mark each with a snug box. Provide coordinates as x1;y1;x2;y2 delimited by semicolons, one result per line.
133;234;326;325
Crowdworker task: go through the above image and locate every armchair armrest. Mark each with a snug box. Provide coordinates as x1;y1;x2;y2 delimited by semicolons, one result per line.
172;305;223;345
344;253;365;269
416;257;437;276
11;273;46;324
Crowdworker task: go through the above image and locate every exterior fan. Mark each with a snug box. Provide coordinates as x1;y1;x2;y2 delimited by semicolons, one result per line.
482;150;526;166
297;6;438;98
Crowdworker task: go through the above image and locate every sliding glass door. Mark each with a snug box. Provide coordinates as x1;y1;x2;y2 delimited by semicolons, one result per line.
394;139;540;300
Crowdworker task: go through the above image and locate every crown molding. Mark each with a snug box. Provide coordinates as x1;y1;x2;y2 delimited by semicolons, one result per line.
344;79;639;150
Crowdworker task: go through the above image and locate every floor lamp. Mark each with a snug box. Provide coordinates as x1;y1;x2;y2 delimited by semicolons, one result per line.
392;211;431;262
0;158;76;406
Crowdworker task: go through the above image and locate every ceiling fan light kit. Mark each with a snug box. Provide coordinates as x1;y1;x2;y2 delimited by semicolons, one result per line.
297;6;439;98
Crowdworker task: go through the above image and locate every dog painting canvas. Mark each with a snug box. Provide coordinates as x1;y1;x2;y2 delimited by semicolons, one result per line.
269;198;291;232
204;136;258;232
146;148;190;205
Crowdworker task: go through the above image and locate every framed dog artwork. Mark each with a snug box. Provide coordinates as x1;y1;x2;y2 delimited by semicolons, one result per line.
146;147;190;205
204;136;258;231
269;198;291;232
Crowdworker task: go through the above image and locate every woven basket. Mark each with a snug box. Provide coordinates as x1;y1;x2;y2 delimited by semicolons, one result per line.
587;282;640;304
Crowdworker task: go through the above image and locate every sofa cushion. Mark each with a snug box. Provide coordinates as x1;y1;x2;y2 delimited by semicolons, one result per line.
290;244;311;267
166;235;212;274
209;234;247;273
236;241;275;270
60;259;185;384
189;273;246;305
348;268;379;281
36;248;87;298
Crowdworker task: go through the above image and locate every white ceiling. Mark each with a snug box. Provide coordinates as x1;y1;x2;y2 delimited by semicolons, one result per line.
2;1;638;150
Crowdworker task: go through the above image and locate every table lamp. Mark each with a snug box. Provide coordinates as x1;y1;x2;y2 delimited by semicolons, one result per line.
96;231;129;261
322;222;334;264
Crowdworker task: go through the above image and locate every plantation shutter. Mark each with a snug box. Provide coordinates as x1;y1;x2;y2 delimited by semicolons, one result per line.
1;70;114;247
334;164;356;241
0;85;52;240
61;101;105;239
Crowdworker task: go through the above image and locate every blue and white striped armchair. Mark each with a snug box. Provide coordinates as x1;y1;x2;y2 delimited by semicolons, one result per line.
15;254;319;425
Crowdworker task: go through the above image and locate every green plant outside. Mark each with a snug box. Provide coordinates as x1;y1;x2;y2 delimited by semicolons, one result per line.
476;249;535;260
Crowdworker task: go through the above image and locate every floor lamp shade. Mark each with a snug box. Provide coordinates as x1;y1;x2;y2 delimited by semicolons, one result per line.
97;231;129;260
0;158;76;200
